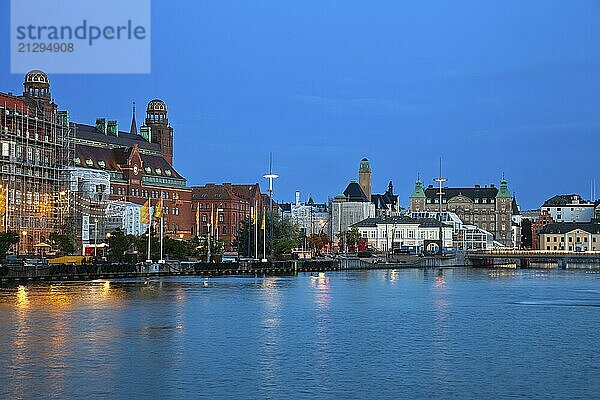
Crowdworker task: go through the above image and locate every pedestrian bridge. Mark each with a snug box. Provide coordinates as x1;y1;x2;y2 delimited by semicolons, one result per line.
466;250;600;268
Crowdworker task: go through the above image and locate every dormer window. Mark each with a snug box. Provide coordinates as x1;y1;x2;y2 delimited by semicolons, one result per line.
155;168;162;175
98;160;106;168
74;157;81;164
165;169;172;176
145;166;151;173
86;159;93;166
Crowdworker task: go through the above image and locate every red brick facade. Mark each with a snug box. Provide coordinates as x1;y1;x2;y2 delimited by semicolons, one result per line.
191;183;267;251
531;210;555;250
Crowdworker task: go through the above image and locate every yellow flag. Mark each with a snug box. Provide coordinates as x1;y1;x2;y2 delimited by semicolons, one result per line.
140;199;150;224
0;187;5;216
154;197;163;218
261;211;265;230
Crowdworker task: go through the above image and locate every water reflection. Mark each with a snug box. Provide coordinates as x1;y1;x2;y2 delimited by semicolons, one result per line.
258;277;283;398
0;270;599;399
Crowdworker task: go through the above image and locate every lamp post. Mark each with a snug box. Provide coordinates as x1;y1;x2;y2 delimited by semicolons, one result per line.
94;218;99;258
21;230;27;255
434;159;446;256
263;153;279;258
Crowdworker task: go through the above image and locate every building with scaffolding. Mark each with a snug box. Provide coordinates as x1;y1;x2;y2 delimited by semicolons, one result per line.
0;70;73;254
70;98;193;244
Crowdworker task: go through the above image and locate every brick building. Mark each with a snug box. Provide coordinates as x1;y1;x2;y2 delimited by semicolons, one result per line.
191;183;267;251
531;210;555;250
72;99;192;239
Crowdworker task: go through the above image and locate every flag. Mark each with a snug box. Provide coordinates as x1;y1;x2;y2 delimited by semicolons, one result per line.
0;186;5;216
261;211;265;230
140;199;150;224
154;196;163;218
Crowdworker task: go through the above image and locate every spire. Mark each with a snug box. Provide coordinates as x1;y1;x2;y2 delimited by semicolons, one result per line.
411;177;426;199
496;176;511;198
130;101;138;135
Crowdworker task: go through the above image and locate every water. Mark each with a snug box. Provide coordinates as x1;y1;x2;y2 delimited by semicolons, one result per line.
0;268;599;399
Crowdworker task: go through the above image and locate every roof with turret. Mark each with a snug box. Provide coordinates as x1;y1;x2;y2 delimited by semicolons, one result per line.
343;181;369;202
423;186;499;202
542;194;591;207
74;123;161;152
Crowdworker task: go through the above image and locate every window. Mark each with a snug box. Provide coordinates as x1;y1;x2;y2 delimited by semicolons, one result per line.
202;214;207;222
1;142;9;157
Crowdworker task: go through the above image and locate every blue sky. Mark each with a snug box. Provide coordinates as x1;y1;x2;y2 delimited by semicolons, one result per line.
2;0;599;210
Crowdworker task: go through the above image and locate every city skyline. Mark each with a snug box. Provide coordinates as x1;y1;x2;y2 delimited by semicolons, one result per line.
1;1;599;210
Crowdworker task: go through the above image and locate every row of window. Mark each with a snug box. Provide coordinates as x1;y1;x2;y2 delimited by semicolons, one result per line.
545;236;596;243
197;201;252;211
73;157;173;176
111;186;181;200
1;126;56;142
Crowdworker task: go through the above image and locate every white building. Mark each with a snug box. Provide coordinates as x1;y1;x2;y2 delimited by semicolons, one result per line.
541;194;595;223
67;167;149;254
105;201;148;236
330;181;376;244
409;211;495;250
281;191;330;236
351;216;453;254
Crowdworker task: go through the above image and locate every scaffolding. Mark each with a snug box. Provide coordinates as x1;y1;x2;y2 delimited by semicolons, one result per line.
0;97;74;254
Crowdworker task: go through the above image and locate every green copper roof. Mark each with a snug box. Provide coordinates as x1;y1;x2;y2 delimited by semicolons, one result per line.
359;158;371;172
496;178;511;198
410;179;426;198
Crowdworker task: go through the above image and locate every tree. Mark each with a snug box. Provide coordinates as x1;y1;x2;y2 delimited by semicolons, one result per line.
521;218;532;249
49;232;76;256
189;235;225;262
345;227;361;251
235;212;300;258
134;227;161;261
0;231;19;260
107;228;136;261
49;218;77;256
308;232;330;253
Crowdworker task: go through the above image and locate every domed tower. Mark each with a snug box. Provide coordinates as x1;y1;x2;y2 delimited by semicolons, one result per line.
23;70;51;100
145;99;174;165
358;158;371;201
22;70;57;118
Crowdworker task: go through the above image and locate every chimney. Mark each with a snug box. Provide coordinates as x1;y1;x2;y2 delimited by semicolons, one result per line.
475;184;481;188
107;120;118;136
139;125;151;141
95;118;106;134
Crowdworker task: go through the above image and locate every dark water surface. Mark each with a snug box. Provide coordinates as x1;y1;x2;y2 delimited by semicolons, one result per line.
0;268;599;399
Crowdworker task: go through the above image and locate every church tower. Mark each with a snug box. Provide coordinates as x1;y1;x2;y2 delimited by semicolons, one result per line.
145;99;174;165
358;158;371;201
409;178;426;211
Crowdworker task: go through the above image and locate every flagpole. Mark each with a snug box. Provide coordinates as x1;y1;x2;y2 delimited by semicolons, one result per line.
147;196;152;263
160;212;164;263
262;211;267;262
254;203;258;259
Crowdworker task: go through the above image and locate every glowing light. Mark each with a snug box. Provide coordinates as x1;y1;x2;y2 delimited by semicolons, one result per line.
16;285;29;308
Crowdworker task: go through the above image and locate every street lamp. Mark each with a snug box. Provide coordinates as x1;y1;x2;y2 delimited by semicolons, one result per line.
263;153;279;258
21;230;27;255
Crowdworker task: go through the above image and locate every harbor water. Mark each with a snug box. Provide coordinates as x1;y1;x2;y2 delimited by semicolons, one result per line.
0;268;599;399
